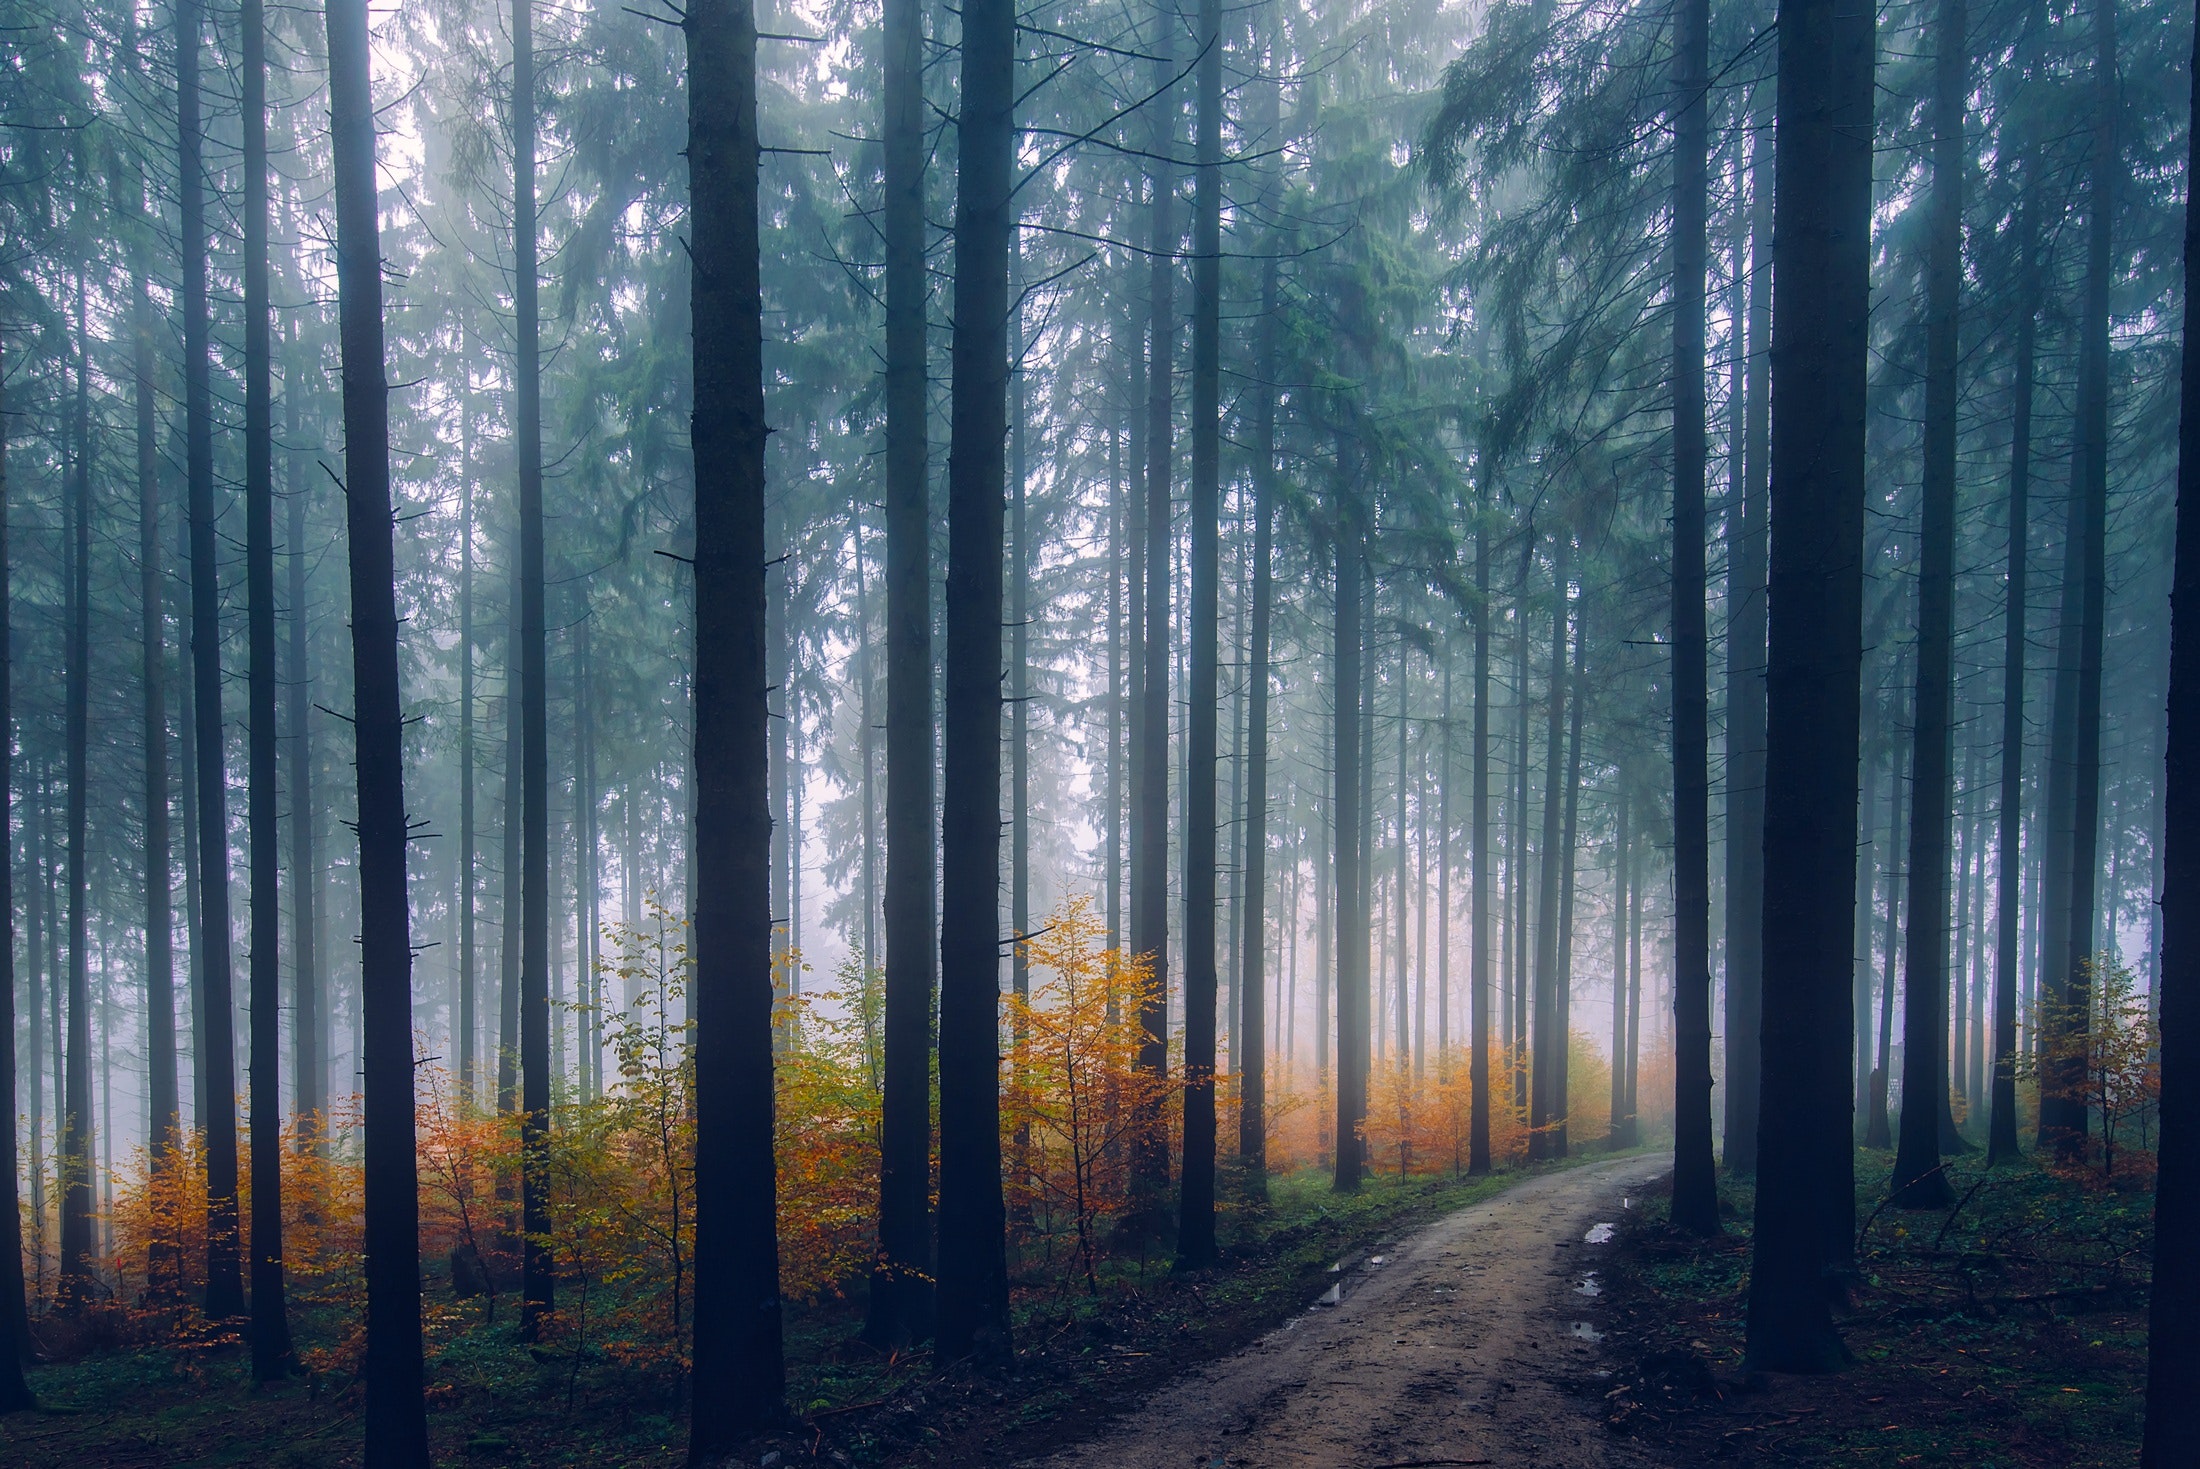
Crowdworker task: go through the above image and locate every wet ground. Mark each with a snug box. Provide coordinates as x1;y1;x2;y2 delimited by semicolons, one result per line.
1026;1153;1671;1469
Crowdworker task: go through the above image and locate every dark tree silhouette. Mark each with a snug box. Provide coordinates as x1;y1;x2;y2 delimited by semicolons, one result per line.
0;345;35;1410
512;0;557;1339
243;0;294;1373
865;0;936;1350
1745;0;1874;1374
1723;116;1770;1179
1988;12;2044;1168
134;259;180;1291
1176;0;1223;1269
2142;15;2200;1457
1333;488;1367;1193
683;0;787;1445
1130;7;1178;1212
933;0;1016;1367
1891;0;1967;1209
59;276;93;1304
325;0;432;1454
178;0;245;1323
1470;436;1493;1174
1238;244;1278;1174
1667;0;1718;1234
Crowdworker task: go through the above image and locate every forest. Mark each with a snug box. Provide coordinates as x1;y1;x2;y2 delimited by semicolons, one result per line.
4;0;2200;1460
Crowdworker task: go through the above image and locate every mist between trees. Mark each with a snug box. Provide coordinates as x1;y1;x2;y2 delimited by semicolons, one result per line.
1;0;2196;1457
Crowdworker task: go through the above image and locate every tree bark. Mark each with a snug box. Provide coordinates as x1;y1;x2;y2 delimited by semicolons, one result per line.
511;0;557;1337
60;275;95;1305
325;0;431;1452
457;326;476;1107
866;0;935;1348
178;0;245;1323
1745;0;1873;1374
134;261;181;1292
684;0;785;1441
287;327;324;1147
0;335;36;1406
1668;0;1718;1234
1988;128;2041;1168
2141;11;2200;1455
1723;111;1770;1177
1610;791;1630;1148
1176;0;1222;1268
1554;612;1586;1156
1890;0;1967;1210
243;0;295;1370
1332;488;1367;1193
1530;535;1568;1161
933;0;1015;1366
2044;0;2118;1161
1238;249;1277;1173
1131;9;1178;1208
1469;436;1493;1174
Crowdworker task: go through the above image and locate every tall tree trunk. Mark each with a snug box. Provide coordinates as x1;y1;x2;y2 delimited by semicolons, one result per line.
2141;12;2200;1454
1890;0;1967;1209
286;328;324;1147
1396;649;1411;1068
1530;536;1569;1161
1175;0;1223;1266
1867;716;1906;1148
243;0;294;1369
1852;697;1881;1134
1238;250;1277;1172
1469;437;1493;1174
179;0;245;1323
1724;112;1771;1177
1554;615;1586;1156
499;534;523;1117
933;0;1015;1366
1008;257;1032;1230
1610;791;1631;1147
512;0;556;1337
134;261;181;1292
684;0;785;1440
866;0;935;1348
1745;0;1874;1373
2045;0;2118;1161
59;275;95;1305
1011;278;1028;983
1668;0;1719;1234
1437;650;1452;1063
1332;487;1367;1193
458;327;476;1107
1131;9;1178;1209
1107;420;1124;953
1989;142;2041;1168
325;0;431;1452
1511;605;1530;1109
0;334;36;1405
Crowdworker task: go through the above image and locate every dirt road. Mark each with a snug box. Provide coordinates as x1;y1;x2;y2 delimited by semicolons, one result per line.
1026;1154;1672;1469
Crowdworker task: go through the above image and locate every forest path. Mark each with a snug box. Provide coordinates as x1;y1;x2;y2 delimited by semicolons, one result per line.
1025;1152;1670;1469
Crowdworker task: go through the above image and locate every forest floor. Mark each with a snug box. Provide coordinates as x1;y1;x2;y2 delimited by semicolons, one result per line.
1019;1149;1670;1468
1595;1149;2154;1466
0;1151;1646;1467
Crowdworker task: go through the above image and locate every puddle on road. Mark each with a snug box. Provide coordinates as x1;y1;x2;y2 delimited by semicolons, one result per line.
1570;1321;1605;1343
1575;1272;1601;1297
1584;1222;1615;1244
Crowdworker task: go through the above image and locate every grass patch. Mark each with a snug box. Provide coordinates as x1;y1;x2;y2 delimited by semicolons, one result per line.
1598;1147;2152;1466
